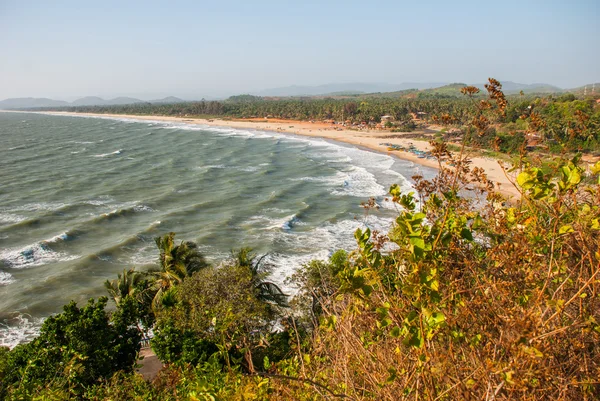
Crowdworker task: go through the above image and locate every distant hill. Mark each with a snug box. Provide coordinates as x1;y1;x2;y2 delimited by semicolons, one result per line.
105;97;145;105
321;90;366;96
417;83;468;98
148;96;185;104
566;83;600;96
71;96;107;106
474;81;562;94
0;95;185;109
251;81;565;98
0;97;69;109
254;82;447;97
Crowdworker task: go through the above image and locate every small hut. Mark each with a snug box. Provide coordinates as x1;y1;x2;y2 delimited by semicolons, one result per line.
381;115;394;124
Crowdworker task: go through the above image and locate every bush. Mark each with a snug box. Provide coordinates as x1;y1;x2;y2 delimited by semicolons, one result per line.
0;297;141;399
152;263;280;371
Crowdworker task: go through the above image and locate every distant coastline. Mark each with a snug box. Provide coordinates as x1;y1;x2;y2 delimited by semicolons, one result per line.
2;110;521;198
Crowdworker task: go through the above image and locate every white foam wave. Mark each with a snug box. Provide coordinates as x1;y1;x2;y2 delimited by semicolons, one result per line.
268;214;297;230
290;175;339;184
93;149;123;157
0;236;79;269
133;204;154;212
0;213;26;225
43;232;69;244
290;167;387;198
100;201;141;217
0;271;15;285
264;215;396;287
4;202;68;213
124;245;157;266
83;199;112;206
0;315;42;349
331;167;387;198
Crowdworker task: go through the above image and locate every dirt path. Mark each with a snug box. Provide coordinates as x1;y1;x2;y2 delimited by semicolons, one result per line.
137;348;163;381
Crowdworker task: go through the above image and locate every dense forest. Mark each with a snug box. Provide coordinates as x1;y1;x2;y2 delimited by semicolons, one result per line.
2;81;599;400
35;81;600;154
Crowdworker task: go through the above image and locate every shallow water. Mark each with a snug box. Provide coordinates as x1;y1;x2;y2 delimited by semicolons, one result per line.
0;111;436;347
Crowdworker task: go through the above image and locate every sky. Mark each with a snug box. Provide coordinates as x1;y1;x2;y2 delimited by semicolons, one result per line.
0;0;598;100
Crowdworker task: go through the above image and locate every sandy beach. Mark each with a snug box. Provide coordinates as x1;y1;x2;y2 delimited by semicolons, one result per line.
35;111;521;198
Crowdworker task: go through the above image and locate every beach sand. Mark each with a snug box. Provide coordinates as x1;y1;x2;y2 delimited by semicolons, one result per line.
41;112;521;199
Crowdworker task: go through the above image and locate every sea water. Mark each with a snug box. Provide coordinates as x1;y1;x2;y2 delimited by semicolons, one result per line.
0;111;435;347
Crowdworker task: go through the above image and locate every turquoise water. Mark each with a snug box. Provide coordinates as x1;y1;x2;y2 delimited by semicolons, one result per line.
0;111;434;347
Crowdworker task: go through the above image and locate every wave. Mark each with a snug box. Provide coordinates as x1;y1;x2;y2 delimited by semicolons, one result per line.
263;215;396;288
0;271;15;285
83;196;115;206
91;202;154;223
250;213;299;231
42;232;70;244
2;202;69;213
93;149;123;157
0;314;42;349
331;166;387;197
0;234;79;269
0;199;142;231
0;213;26;225
86;221;165;265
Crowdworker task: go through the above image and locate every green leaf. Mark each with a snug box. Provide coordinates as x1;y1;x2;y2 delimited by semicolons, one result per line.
460;228;473;241
517;171;534;189
413;212;426;221
386;367;398;384
409;236;426;250
558;225;574;235
404;328;424;348
569;168;581;185
521;345;544;358
430;312;445;324
472;214;485;230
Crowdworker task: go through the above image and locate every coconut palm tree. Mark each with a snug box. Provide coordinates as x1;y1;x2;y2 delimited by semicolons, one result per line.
233;247;288;307
152;232;209;309
104;268;142;306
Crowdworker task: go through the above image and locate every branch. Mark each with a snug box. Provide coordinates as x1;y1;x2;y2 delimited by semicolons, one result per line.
249;371;358;401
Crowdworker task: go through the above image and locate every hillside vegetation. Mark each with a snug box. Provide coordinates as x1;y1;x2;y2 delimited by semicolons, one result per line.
1;80;598;400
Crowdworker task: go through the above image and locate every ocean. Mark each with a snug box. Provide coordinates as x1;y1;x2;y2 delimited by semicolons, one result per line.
0;111;435;347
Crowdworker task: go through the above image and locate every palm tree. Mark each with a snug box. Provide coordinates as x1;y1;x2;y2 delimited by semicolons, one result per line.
233;247;289;307
104;268;142;305
152;232;209;309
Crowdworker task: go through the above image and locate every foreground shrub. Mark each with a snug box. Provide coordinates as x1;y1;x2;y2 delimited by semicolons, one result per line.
276;83;600;400
0;297;141;399
152;262;284;371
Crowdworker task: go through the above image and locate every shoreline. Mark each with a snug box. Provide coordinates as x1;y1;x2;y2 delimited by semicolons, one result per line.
4;110;520;198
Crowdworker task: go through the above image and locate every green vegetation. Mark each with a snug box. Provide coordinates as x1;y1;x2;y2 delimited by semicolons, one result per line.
1;81;599;400
34;79;600;155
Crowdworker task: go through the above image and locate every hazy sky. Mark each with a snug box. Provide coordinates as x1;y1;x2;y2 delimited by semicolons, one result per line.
0;0;598;100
